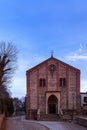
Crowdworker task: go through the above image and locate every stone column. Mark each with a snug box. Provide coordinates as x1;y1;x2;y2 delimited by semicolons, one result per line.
58;100;60;114
46;102;48;114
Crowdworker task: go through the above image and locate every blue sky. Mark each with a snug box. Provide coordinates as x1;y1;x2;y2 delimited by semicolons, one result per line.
0;0;87;98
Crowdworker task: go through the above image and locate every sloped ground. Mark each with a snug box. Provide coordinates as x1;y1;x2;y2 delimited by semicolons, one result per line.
37;121;87;130
1;116;87;130
1;118;49;130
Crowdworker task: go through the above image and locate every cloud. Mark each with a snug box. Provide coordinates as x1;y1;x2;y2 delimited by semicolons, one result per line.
81;79;87;92
10;54;45;98
67;54;87;61
78;44;83;52
65;44;87;93
66;44;87;61
11;76;26;98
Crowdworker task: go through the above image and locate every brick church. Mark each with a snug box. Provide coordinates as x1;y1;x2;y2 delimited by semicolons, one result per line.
26;55;80;120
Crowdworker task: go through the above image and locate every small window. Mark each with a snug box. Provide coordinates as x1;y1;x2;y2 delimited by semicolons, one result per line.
84;97;87;103
60;78;66;86
83;104;87;106
40;78;45;87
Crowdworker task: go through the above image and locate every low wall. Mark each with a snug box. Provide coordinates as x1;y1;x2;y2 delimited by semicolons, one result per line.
76;116;87;127
0;114;4;129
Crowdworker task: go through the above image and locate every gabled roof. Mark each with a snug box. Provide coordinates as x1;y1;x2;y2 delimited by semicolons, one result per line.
26;56;80;73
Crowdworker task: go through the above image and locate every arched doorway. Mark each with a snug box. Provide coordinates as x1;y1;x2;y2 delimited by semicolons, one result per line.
48;95;58;114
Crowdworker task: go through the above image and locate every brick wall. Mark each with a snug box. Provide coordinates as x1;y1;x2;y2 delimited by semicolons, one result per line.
26;57;80;118
0;114;4;129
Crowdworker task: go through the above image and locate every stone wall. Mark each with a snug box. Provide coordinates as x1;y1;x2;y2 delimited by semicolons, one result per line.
30;71;37;109
0;114;4;129
76;116;87;127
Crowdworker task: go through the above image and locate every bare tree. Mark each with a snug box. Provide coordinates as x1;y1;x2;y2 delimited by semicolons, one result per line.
0;42;18;97
0;42;18;115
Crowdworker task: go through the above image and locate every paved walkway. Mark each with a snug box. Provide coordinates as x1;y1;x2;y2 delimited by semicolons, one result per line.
1;116;87;130
1;118;49;130
37;121;87;130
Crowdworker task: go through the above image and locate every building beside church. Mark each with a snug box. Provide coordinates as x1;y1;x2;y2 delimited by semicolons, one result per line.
80;92;87;110
26;55;80;120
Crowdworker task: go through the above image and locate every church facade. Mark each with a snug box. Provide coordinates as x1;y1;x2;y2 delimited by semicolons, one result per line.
26;56;80;120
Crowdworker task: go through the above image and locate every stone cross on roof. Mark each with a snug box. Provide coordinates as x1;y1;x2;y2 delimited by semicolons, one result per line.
51;50;54;57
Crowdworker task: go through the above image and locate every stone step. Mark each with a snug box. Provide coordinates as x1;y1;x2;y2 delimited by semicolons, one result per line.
40;114;60;121
63;114;72;121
